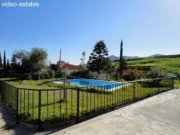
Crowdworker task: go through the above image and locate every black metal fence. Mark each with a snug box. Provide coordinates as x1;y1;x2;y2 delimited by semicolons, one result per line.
174;77;180;89
0;77;176;129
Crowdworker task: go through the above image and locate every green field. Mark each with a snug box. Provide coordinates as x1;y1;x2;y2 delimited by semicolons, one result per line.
112;57;180;74
128;57;180;73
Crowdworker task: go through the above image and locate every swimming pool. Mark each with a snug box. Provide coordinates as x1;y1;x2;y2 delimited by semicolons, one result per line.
68;78;124;91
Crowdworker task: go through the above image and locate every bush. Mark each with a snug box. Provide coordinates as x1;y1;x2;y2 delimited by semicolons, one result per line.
32;69;55;80
142;67;167;87
123;67;143;81
56;70;63;78
71;70;89;78
18;73;31;80
48;70;56;78
31;72;39;80
42;71;50;79
146;67;166;79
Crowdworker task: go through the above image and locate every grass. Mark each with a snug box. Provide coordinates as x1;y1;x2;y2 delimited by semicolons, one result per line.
1;78;64;89
112;57;180;74
0;78;173;125
174;79;180;89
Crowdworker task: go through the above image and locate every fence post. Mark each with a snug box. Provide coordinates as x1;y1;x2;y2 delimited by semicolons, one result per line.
171;78;174;89
16;88;19;124
158;80;160;93
38;90;42;130
76;88;80;123
133;82;136;102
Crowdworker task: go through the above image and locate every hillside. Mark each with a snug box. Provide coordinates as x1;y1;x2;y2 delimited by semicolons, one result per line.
112;57;180;74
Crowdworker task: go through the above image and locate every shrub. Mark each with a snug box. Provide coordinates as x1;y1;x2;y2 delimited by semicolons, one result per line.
142;67;167;87
18;73;31;80
32;69;53;80
42;71;50;79
31;72;39;80
48;70;56;78
56;70;63;78
146;67;166;79
71;70;89;78
123;67;143;81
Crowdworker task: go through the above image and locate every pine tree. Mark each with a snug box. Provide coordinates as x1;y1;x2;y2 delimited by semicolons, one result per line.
87;41;109;73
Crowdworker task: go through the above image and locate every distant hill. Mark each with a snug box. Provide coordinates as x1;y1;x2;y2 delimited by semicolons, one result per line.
108;55;119;61
108;55;139;61
148;54;164;58
109;54;180;61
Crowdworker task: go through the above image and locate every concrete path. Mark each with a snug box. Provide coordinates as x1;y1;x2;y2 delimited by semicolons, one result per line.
0;103;16;135
51;89;180;135
0;89;180;135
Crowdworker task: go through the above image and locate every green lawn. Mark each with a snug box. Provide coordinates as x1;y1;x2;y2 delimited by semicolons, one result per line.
174;79;180;89
1;78;64;89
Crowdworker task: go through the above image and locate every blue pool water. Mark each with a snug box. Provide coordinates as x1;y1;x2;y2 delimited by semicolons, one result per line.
68;78;124;91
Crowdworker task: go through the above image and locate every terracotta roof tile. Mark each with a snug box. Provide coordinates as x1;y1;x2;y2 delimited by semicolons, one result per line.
61;63;79;70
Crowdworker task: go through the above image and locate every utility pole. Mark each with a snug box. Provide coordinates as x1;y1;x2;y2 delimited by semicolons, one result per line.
59;49;61;67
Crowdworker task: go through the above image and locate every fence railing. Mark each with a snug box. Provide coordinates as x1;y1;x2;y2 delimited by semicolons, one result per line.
174;77;180;89
0;77;176;130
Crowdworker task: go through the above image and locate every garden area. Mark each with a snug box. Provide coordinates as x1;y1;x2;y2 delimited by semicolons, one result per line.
0;41;179;129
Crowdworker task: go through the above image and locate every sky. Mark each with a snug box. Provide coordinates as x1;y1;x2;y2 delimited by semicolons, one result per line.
0;0;180;65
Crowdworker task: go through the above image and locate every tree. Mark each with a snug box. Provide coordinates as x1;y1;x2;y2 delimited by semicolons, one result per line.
11;55;18;76
11;54;17;70
12;50;29;64
87;41;109;73
50;64;59;73
3;50;6;68
0;53;2;68
29;48;48;72
12;48;48;74
80;51;87;70
118;40;127;79
3;50;7;75
12;50;30;73
119;40;123;78
7;59;10;75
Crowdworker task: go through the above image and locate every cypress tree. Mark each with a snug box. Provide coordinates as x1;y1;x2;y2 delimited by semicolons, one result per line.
7;59;10;71
0;53;2;68
119;40;123;78
3;50;6;68
3;50;7;75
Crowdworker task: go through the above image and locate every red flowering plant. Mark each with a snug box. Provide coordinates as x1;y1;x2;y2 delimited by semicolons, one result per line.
123;67;143;81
